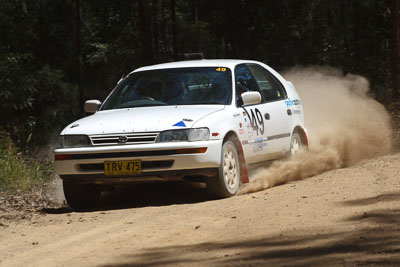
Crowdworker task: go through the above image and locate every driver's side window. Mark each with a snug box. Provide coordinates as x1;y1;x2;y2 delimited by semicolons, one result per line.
235;64;259;106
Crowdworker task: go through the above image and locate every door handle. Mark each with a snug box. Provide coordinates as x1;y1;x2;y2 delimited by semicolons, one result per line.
264;113;270;120
287;109;292;116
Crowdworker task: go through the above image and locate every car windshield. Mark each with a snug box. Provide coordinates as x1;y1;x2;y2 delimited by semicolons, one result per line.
101;67;232;110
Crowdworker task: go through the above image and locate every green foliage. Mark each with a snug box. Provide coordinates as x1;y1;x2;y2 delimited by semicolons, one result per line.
0;0;397;151
0;54;77;147
0;0;78;147
0;133;53;192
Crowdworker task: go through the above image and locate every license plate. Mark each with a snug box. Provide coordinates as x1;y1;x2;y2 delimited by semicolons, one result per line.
104;160;141;176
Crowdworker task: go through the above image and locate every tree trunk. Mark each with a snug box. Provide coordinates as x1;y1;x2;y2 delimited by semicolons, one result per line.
75;0;84;116
161;0;168;58
390;0;400;102
192;0;199;52
170;0;177;60
153;3;159;62
139;0;153;66
193;0;198;26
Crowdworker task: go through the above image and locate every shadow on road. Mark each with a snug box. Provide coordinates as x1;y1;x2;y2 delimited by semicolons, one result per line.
98;191;400;266
42;181;211;214
100;181;211;209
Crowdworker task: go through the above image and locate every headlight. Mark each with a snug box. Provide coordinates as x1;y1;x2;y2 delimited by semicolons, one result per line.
58;135;91;148
156;128;209;143
188;128;210;142
156;129;189;142
58;136;64;148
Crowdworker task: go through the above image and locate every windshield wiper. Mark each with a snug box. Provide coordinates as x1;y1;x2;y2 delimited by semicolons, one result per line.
191;101;225;105
129;103;167;108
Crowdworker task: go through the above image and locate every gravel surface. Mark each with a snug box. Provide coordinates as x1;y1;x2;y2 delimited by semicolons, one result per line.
0;153;399;266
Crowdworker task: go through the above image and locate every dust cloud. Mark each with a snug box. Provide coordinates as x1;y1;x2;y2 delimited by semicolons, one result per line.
240;66;393;194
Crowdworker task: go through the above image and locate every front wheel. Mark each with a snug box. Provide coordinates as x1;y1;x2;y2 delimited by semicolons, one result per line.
206;140;240;198
63;179;102;210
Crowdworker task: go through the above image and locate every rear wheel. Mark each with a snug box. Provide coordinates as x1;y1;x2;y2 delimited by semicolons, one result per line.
63;179;102;210
206;140;240;198
289;132;302;158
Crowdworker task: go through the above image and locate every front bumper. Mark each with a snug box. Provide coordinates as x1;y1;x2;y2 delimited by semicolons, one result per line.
54;140;222;181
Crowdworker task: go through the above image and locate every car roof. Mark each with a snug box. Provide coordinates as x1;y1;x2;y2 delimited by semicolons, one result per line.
132;59;262;73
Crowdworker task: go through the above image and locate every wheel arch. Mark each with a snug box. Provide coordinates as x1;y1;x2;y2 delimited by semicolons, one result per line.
292;126;309;148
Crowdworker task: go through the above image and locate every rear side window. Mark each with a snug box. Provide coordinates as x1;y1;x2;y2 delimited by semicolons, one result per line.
247;64;287;102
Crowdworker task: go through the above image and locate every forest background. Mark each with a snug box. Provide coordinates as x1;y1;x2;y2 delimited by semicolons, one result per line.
1;0;400;190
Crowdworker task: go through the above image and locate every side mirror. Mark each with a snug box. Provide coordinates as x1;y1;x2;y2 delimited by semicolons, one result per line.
241;91;262;106
84;100;102;113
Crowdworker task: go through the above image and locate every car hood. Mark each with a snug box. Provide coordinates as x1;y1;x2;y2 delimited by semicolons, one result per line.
61;105;225;135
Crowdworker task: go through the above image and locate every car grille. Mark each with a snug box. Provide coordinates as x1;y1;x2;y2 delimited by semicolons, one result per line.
89;132;159;146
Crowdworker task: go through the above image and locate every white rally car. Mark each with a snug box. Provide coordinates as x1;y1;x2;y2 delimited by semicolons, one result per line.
54;59;307;209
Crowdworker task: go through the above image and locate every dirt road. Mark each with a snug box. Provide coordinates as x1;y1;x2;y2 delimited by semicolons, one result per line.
0;153;399;266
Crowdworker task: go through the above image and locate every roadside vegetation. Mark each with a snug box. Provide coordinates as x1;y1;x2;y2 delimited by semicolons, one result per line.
0;133;53;192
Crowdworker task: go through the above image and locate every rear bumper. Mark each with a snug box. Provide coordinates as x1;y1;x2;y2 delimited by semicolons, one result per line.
54;140;222;182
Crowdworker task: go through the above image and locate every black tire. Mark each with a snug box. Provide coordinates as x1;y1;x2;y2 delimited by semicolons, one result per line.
63;179;102;210
206;140;240;198
289;132;302;158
